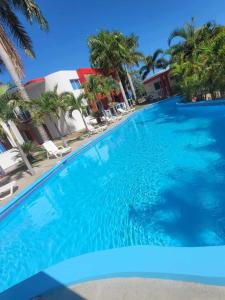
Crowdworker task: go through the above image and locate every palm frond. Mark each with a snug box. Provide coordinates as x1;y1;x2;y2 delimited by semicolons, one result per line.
168;28;187;46
152;49;164;61
10;0;49;30
0;0;34;56
0;25;23;77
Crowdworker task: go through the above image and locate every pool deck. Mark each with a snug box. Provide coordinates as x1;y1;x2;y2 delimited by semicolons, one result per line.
2;245;225;300
40;278;225;300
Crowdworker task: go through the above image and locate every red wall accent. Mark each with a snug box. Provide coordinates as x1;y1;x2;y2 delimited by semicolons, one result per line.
77;67;124;105
77;68;104;84
24;77;45;87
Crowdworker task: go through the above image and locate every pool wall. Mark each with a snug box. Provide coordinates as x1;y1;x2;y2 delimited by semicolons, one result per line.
1;245;225;300
177;99;225;107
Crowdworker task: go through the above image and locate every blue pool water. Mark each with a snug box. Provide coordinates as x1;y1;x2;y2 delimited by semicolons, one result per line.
1;97;225;292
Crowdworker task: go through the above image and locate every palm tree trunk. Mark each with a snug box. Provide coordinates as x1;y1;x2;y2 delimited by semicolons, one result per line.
6;122;34;175
125;66;137;101
116;71;130;109
62;112;72;135
36;124;49;142
0;43;35;174
79;109;89;132
50;115;64;139
0;42;49;143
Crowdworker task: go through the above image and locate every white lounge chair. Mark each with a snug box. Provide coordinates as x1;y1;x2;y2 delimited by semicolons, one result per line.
87;124;107;134
0;181;16;200
0;149;22;174
117;108;129;115
85;116;98;125
42;141;72;159
101;115;115;123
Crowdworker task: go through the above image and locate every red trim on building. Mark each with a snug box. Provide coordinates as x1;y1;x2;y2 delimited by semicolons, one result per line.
143;69;170;85
77;68;103;84
24;77;45;87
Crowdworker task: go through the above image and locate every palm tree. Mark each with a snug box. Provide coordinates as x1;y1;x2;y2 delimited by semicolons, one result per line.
51;86;73;135
0;0;48;142
168;19;224;101
82;75;111;122
122;34;144;100
29;91;66;141
100;76;120;115
88;30;142;108
82;75;103;111
0;93;34;175
61;92;89;132
139;49;166;80
167;18;218;60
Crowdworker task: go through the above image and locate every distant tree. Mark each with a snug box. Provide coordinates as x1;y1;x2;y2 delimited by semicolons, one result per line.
139;49;167;80
167;18;225;100
130;71;146;99
88;30;143;108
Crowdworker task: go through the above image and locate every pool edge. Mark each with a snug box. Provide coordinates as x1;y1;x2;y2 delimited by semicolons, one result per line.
1;245;225;299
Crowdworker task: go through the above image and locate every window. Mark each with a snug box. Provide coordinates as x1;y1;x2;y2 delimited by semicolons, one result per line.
70;79;81;90
154;81;161;90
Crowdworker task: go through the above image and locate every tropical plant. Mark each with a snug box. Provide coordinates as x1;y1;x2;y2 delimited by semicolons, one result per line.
53;86;73;135
29;91;67;141
168;18;220;60
167;18;225;101
82;74;121;118
88;30;143;108
61;92;89;132
21;141;39;162
121;34;144;100
0;92;34;174
139;49;167;80
99;76;120;115
0;0;48;143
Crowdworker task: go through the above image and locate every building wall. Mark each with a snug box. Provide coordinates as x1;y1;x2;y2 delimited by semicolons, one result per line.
144;78;164;99
45;70;84;98
143;70;176;100
24;70;86;140
25;79;46;99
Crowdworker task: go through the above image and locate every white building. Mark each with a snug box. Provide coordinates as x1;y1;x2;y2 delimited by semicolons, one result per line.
22;70;87;142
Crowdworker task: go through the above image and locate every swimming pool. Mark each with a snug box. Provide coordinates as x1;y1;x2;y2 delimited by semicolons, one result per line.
1;96;225;292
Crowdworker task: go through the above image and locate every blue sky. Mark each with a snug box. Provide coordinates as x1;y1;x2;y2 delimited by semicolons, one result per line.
2;0;225;83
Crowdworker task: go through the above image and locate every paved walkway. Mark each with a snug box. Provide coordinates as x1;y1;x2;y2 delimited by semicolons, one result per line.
39;278;225;300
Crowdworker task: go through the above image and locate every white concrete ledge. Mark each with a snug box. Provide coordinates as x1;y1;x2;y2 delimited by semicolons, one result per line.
1;245;225;300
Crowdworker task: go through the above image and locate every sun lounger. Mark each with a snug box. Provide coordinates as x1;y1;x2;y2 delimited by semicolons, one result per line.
0;181;16;200
42;141;72;159
87;124;107;134
117;108;129;115
0;149;22;174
